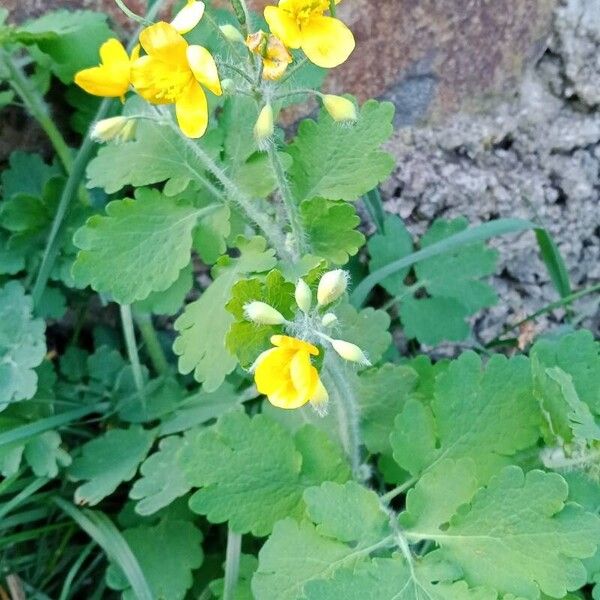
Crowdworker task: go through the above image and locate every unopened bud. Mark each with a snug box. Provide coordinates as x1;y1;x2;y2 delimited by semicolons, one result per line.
91;116;136;143
330;339;371;366
295;279;311;313
322;94;357;122
171;0;205;34
254;104;274;143
244;301;285;325
317;269;348;306
321;313;337;327
220;24;244;43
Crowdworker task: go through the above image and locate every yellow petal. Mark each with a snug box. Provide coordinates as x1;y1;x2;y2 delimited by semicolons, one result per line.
130;44;141;61
171;0;205;34
175;82;208;138
264;6;301;49
99;38;129;66
139;22;189;67
270;335;319;356
186;45;222;96
289;350;317;397
268;384;309;409
130;56;174;103
74;65;129;97
255;348;295;396
309;373;329;406
301;15;355;68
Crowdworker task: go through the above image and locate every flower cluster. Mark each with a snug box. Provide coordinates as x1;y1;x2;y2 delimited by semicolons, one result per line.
245;270;370;413
74;0;356;139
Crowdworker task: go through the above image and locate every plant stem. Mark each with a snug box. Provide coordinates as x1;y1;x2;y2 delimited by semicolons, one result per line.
278;56;308;85
223;528;242;600
380;477;418;504
119;305;145;394
323;354;364;481
160;109;291;260
114;0;152;25
266;142;305;259
134;312;169;375
0;50;73;172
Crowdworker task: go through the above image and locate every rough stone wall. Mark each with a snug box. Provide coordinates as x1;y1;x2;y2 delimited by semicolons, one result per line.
382;0;600;346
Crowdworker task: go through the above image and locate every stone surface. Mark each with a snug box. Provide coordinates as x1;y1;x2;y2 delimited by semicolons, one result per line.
381;0;600;350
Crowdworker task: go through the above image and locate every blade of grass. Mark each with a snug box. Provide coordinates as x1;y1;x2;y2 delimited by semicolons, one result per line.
351;219;565;307
58;542;95;600
0;478;48;520
362;187;386;233
534;228;572;298
52;498;153;600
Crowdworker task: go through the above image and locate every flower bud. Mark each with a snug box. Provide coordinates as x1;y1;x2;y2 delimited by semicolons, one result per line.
317;269;348;306
295;279;311;313
220;24;245;43
322;95;357;123
321;313;337;327
254;104;274;143
171;0;205;34
91;116;136;143
244;301;286;325
330;339;371;366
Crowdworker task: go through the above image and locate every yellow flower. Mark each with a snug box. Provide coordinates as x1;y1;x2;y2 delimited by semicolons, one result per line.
264;0;354;68
254;335;328;410
130;22;222;138
246;31;292;80
74;38;135;99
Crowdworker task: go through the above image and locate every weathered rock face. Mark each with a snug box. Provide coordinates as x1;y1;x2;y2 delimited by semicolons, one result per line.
7;0;556;124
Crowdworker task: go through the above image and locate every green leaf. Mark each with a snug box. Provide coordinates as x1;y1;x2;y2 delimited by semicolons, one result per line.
186;411;350;536
334;302;391;366
72;188;202;304
129;436;191;516
86;119;222;194
24;430;71;477
226;270;295;367
300;198;365;265
253;481;393;600
303;556;497;600
69;427;155;506
368;216;498;345
0;281;46;410
20;10;113;83
288;100;395;202
173;236;276;391
401;461;600;599
357;364;418;455
1;151;61;200
133;264;193;315
106;518;203;600
546;367;600;442
391;352;540;482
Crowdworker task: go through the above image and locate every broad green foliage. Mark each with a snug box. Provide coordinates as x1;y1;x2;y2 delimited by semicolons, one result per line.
368;216;499;345
300;198;365;265
186;412;350;535
69;427;156;506
402;461;600;598
72;188;204;304
391;352;540;482
106;517;203;600
173;237;276;391
0;281;46;409
288;100;395;202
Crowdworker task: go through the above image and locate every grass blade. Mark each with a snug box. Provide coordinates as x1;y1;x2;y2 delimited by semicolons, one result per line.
535;228;571;298
53;497;153;600
351;218;564;307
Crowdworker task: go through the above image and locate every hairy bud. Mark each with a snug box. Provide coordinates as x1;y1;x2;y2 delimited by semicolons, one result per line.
322;94;357;122
254;104;274;143
330;339;371;366
219;24;244;43
321;313;338;327
91;116;136;143
317;269;348;306
295;279;312;313
244;301;286;325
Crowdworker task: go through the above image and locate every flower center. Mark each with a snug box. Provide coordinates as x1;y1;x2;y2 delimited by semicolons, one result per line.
284;0;329;29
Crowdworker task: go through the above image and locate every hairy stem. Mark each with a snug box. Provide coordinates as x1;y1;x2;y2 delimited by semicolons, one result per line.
323;354;364;481
0;50;73;172
134;312;169;376
119;305;145;394
223;528;242;600
266;142;305;260
160;109;291;260
380;477;418;504
114;0;152;25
